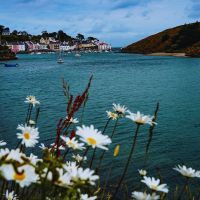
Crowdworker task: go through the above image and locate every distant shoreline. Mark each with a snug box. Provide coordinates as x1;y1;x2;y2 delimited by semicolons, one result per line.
146;52;187;57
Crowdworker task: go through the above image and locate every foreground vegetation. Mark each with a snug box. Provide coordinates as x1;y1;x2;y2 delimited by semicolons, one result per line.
0;77;200;200
0;45;17;61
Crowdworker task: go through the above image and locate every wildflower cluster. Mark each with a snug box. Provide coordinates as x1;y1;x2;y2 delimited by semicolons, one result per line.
0;79;199;200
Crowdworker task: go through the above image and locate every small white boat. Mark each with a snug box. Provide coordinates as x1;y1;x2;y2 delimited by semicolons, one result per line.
57;50;64;63
57;58;64;63
75;53;81;57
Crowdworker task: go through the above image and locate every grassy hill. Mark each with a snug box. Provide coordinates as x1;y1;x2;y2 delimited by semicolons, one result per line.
122;22;200;57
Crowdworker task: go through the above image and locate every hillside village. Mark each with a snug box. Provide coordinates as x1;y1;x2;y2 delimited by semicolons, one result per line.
0;25;112;54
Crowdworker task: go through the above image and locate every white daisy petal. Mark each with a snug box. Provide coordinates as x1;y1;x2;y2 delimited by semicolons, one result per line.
173;165;200;178
126;111;156;126
16;124;39;147
76;125;111;150
24;95;40;107
141;176;168;193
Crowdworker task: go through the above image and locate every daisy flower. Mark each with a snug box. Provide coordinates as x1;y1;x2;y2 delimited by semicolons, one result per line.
69;167;99;185
5;190;18;200
39;143;47;150
60;136;85;150
40;168;53;182
66;116;79;124
56;168;71;187
17;124;39;147
6;149;25;163
126;111;156;126
76;125;111;150
64;161;99;185
106;111;118;120
80;194;97;200
25;95;40;107
29;120;36;126
132;191;159;200
138;169;147;176
0;164;38;187
63;161;78;172
141;176;169;193
0;148;10;159
72;154;87;163
113;103;127;115
29;153;41;165
50;143;65;150
0;140;7;147
173;165;200;178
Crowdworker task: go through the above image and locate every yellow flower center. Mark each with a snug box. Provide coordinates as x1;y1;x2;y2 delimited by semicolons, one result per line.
151;185;158;191
111;113;117;118
24;132;30;140
87;137;97;145
14;172;26;181
67;140;75;148
135;119;144;125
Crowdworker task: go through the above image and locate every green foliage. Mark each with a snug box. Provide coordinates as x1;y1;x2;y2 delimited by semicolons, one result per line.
76;33;85;41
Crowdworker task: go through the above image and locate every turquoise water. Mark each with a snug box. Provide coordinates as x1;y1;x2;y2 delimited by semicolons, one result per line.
0;52;200;193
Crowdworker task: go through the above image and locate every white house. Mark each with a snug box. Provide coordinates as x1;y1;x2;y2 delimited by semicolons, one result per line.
60;44;72;51
97;42;111;51
38;43;48;50
2;28;10;36
18;42;26;51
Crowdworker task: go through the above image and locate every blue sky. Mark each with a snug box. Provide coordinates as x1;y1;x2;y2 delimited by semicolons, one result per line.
0;0;199;46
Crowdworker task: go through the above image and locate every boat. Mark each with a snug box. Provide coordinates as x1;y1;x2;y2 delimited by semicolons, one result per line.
57;58;64;63
57;50;64;63
75;53;81;57
4;63;19;67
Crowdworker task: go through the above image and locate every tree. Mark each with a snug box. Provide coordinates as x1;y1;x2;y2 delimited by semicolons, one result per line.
41;31;48;38
4;27;10;32
87;36;98;41
0;25;5;35
12;30;18;35
57;30;73;42
76;33;84;41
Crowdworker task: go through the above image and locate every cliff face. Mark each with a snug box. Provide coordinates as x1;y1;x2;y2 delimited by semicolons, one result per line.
0;45;17;61
122;22;200;57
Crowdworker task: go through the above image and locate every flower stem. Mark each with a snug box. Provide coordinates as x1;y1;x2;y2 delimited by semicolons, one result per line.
89;148;96;169
112;124;140;199
0;180;6;199
144;102;159;167
177;178;189;200
26;104;33;125
62;148;70;161
90;118;111;169
79;146;90;167
97;118;118;171
101;157;114;200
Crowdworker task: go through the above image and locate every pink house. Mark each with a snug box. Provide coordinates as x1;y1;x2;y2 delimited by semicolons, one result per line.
25;41;35;51
97;42;112;51
11;43;20;53
7;42;25;53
